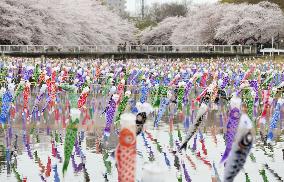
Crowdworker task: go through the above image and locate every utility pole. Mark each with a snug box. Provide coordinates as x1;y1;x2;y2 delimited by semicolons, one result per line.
272;36;274;57
141;0;145;19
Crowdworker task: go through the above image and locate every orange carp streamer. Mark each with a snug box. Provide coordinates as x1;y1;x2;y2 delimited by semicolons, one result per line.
116;113;137;182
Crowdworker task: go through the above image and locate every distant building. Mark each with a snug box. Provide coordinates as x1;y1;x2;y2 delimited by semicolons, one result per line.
102;0;126;13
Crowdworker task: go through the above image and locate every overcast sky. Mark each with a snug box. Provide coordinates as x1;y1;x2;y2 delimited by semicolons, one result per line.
126;0;219;12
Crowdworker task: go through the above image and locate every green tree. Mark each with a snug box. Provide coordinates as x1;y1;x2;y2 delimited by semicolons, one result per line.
133;2;188;30
221;0;284;10
135;19;157;30
149;2;188;23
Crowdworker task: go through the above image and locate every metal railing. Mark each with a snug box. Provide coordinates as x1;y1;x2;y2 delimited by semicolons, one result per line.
260;48;284;55
0;45;257;54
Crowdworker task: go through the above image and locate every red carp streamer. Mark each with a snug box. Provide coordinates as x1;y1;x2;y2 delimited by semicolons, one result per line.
54;109;60;121
242;66;255;82
10;105;16;120
38;72;46;85
45;156;51;177
61;69;69;82
196;151;212;168
200;72;208;87
46;71;57;109
82;108;90;125
144;130;154;141
200;139;207;156
196;88;208;102
186;154;197;170
259;89;271;125
23;82;30;113
117;79;125;103
78;87;90;109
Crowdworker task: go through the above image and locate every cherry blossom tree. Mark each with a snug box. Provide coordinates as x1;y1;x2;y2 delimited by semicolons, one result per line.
171;4;225;45
0;0;137;45
215;2;284;44
221;0;284;10
140;1;284;45
140;17;184;45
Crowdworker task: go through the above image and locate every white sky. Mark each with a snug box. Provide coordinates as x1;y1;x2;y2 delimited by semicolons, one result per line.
126;0;219;12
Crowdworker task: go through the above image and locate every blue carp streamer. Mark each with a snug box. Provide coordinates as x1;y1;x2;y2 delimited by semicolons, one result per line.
267;99;284;142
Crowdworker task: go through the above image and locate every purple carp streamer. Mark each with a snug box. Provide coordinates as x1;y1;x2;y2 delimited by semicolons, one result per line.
31;84;47;114
104;94;119;137
223;113;254;182
220;94;242;163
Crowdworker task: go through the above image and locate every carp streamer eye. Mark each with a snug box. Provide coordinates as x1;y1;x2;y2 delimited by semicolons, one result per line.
242;132;253;147
125;135;134;144
137;115;143;122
